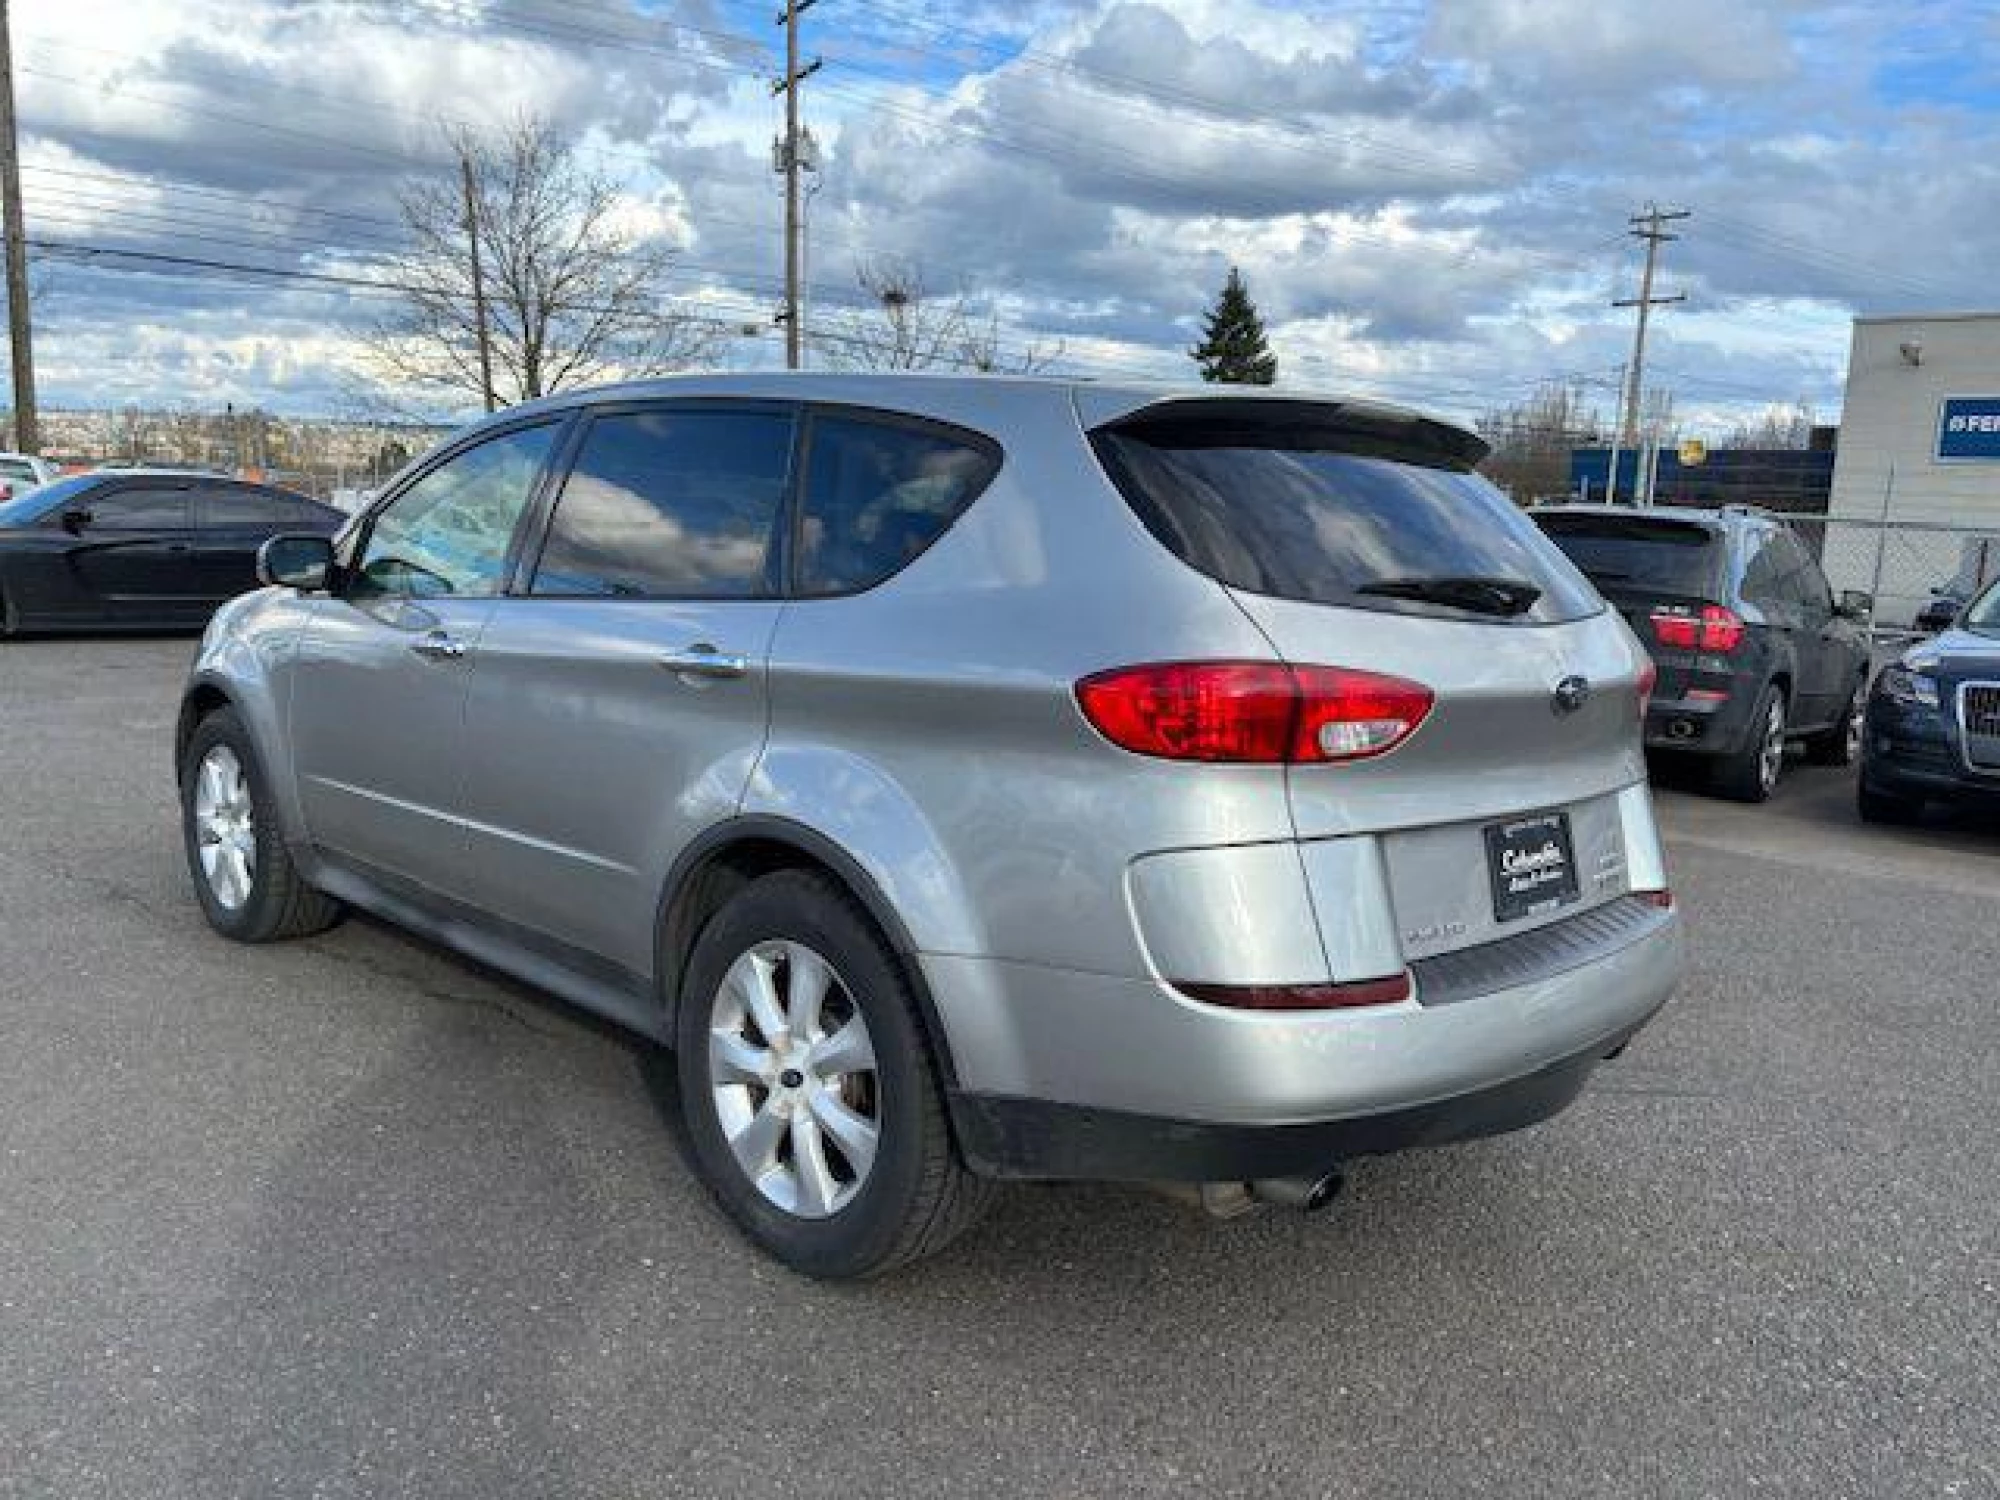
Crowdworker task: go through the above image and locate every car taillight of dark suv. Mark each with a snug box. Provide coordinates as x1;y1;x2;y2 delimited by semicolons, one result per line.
1532;505;1874;802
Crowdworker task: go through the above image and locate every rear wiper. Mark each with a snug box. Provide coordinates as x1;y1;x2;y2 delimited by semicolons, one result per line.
1355;574;1543;617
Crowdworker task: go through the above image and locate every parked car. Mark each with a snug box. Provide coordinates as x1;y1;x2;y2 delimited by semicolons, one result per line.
0;451;61;501
1859;579;2000;823
1532;504;1872;802
174;376;1682;1277
0;470;344;634
1913;587;1965;635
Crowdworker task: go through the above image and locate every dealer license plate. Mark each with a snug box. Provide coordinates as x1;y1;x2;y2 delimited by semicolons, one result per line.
1483;810;1581;923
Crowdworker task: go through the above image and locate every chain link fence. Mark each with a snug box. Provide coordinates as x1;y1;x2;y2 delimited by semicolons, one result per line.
1789;515;2000;643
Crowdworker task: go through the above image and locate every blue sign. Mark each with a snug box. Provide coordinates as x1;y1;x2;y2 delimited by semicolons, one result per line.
1938;397;2000;461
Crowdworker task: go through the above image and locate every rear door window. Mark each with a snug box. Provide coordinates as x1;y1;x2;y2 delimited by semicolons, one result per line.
1094;417;1598;624
199;486;297;529
795;413;999;595
1533;514;1724;600
528;407;794;599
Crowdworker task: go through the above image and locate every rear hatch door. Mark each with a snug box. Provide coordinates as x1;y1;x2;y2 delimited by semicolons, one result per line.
1532;511;1729;698
1089;399;1652;960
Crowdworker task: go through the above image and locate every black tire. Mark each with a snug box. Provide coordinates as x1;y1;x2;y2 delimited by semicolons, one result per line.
180;706;343;942
675;869;992;1279
1857;778;1923;825
1804;677;1866;767
1712;683;1788;803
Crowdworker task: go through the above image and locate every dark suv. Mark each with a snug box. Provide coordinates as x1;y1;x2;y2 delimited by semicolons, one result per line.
1533;505;1872;801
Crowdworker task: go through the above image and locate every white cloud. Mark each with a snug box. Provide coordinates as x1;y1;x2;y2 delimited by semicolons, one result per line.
4;0;1996;435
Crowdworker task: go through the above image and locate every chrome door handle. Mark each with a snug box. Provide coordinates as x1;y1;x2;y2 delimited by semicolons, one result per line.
409;631;469;661
659;644;749;680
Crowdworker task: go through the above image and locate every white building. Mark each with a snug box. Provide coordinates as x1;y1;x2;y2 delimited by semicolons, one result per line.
1827;312;2000;618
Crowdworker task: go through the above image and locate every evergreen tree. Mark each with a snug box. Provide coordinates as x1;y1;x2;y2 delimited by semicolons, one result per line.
1190;267;1278;385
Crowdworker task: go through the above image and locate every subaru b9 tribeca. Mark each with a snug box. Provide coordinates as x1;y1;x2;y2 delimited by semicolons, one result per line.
176;375;1682;1277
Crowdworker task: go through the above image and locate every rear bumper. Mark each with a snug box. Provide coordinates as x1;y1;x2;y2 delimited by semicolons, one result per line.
925;902;1682;1180
952;1025;1647;1181
1644;687;1756;755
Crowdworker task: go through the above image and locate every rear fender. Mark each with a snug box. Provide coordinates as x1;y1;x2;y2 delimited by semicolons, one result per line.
739;743;986;957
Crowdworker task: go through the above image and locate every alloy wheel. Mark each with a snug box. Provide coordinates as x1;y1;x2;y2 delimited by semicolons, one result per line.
1759;698;1787;796
192;745;256;911
707;940;881;1219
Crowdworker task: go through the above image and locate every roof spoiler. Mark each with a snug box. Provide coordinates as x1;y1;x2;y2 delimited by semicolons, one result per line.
1086;395;1490;470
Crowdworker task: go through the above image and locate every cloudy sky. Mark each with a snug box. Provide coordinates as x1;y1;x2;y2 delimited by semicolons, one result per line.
12;0;2000;432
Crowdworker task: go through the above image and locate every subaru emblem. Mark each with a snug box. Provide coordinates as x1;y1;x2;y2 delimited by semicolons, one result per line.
1552;675;1591;715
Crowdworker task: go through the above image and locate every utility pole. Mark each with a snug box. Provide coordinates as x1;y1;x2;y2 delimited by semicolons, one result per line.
0;0;37;453
1604;362;1627;507
1612;205;1689;477
773;0;820;371
459;147;496;413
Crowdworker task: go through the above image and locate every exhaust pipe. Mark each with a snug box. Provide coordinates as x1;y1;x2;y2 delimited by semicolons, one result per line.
1250;1170;1345;1213
1148;1170;1346;1219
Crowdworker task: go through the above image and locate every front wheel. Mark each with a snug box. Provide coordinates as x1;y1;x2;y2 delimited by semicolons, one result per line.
181;707;343;942
674;870;992;1278
1713;684;1788;803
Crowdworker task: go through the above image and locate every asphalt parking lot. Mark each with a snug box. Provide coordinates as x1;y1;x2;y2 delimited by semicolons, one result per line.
3;638;1997;1500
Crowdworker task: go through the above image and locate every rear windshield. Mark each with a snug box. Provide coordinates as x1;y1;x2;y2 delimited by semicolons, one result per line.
1092;426;1600;625
1533;514;1723;598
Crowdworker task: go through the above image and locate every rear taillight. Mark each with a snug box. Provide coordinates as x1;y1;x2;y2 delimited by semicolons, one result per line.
1174;973;1413;1010
1636;660;1657;719
1075;661;1434;764
1636;890;1675;909
1650;605;1744;653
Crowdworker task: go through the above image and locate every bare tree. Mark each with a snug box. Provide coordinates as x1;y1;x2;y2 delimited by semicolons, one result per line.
158;407;216;468
1476;380;1606;501
369;119;713;408
822;258;1061;374
1719;401;1816;450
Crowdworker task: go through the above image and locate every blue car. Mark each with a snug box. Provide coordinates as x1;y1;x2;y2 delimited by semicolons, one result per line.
1861;579;2000;822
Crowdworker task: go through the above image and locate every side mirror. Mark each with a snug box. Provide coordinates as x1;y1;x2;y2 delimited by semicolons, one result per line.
257;534;335;592
1837;590;1873;620
60;506;91;534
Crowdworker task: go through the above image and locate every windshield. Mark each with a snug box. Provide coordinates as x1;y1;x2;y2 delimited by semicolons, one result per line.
1961;580;2000;638
1533;513;1724;598
1092;425;1600;625
0;473;92;527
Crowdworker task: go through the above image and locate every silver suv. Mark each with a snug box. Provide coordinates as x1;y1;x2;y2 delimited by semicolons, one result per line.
176;375;1682;1277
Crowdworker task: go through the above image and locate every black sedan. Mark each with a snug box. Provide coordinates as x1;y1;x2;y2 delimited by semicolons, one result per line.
1860;580;2000;823
0;471;344;635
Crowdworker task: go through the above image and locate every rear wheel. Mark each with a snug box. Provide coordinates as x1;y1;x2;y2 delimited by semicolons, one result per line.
1805;678;1866;767
181;707;343;942
1857;779;1923;825
674;870;992;1278
1713;684;1788;803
